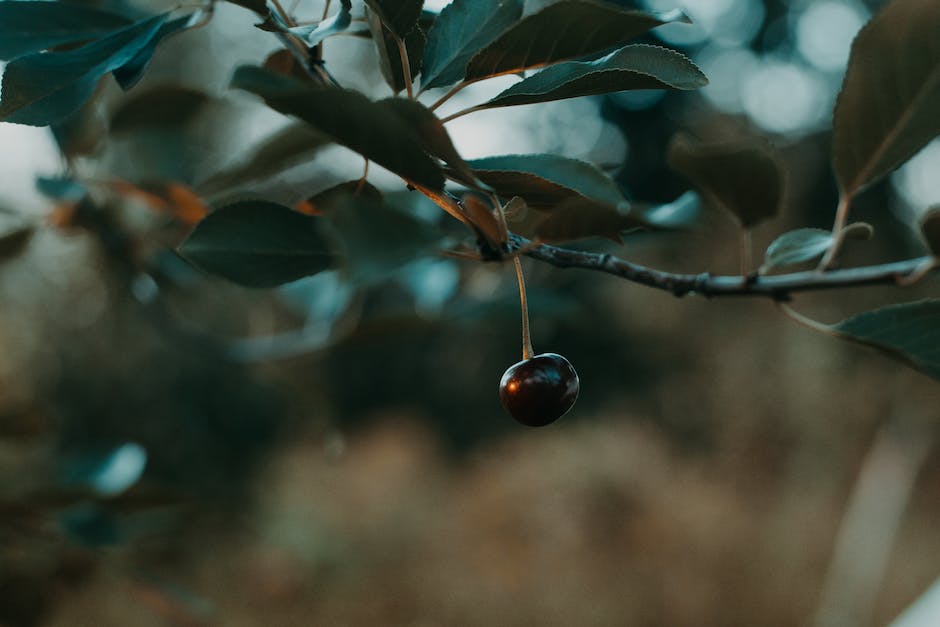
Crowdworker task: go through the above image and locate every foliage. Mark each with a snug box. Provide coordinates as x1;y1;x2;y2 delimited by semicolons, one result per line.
0;0;939;388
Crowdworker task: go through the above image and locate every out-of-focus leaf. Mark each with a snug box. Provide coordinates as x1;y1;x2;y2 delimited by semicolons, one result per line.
467;154;627;210
113;15;195;90
232;66;445;190
0;1;131;60
110;86;210;133
465;1;688;80
761;228;833;272
479;44;706;109
36;176;87;201
834;299;940;381
59;504;121;547
378;98;478;185
0;225;34;262
367;10;426;94
0;15;167;126
832;0;940;197
51;98;109;158
639;191;702;230
533;196;646;243
299;180;383;215
61;443;147;497
263;49;315;82
179;201;336;287
329;194;444;284
197;122;330;194
109;180;208;225
363;0;424;37
421;0;524;90
289;0;352;46
920;207;940;256
667;133;784;229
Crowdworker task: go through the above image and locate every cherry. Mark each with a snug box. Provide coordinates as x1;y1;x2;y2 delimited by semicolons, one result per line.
499;353;579;427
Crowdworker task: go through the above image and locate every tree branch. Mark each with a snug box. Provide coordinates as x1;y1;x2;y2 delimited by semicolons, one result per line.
507;234;937;299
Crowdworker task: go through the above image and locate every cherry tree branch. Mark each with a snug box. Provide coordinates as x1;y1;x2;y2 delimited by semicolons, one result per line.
506;234;938;299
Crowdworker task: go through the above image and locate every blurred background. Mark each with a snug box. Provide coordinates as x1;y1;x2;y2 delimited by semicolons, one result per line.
2;0;940;625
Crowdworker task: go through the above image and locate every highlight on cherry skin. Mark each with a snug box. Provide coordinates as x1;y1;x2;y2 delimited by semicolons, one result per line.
498;353;580;427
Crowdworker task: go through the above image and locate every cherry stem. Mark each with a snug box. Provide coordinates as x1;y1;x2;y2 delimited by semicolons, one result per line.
514;256;534;360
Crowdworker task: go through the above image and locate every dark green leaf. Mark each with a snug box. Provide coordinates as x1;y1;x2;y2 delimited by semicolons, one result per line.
179;201;335;287
0;1;131;61
363;0;425;38
0;15;167;126
480;44;706;109
468;153;627;210
761;228;833;272
111;86;210;133
368;10;426;94
667;133;784;229
421;0;524;90
306;180;383;211
533;196;647;243
113;15;194;90
231;66;445;190
832;0;940;196
466;1;688;80
920;207;940;256
834;299;940;381
378;98;478;185
197;122;330;194
329;195;444;283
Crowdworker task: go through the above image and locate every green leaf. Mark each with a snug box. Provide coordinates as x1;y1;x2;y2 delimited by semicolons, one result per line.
110;86;210;133
113;15;194;90
465;1;688;80
231;66;445;190
0;224;34;262
307;180;384;211
197;122;331;194
832;0;940;196
833;300;940;381
761;229;833;272
532;197;647;243
667;133;784;229
329;194;444;284
920;207;940;256
0;1;131;61
179;201;335;287
467;154;627;210
367;10;426;94
479;44;706;109
0;14;167;126
377;98;478;185
421;0;524;90
363;0;424;38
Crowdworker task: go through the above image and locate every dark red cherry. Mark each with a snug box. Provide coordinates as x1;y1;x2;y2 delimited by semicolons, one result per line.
499;353;579;427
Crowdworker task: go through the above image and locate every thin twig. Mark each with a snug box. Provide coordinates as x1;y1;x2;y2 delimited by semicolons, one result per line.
506;234;938;299
775;302;834;335
440;105;485;124
820;193;854;269
394;33;414;99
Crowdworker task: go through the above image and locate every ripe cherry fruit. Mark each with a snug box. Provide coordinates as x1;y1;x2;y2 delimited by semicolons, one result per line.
499;353;579;427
